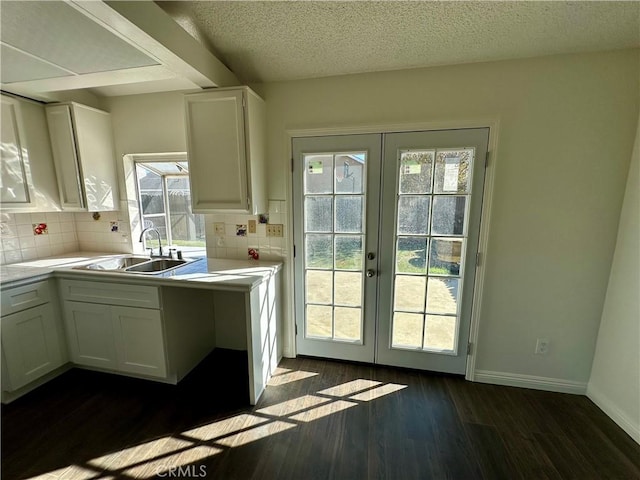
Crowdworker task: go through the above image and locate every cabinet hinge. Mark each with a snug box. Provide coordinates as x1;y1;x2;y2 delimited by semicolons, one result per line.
293;245;296;257
476;252;482;267
242;96;246;108
295;323;298;335
467;343;473;355
247;197;250;210
291;157;294;172
485;151;490;169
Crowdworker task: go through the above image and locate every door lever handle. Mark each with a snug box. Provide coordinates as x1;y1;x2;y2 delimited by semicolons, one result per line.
366;269;376;278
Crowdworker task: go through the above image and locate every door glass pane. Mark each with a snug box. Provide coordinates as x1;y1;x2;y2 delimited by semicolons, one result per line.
303;151;366;344
306;270;333;304
393;275;426;312
392;313;423;348
396;237;428;274
391;143;474;354
397;196;430;235
424;315;456;351
305;155;333;194
399;150;434;194
335;235;363;270
335;154;364;194
431;196;466;236
434;150;473;194
426;278;459;315
334;272;362;306
335;196;363;233
305;197;333;232
306;305;332;338
306;234;333;269
334;307;361;341
429;238;463;276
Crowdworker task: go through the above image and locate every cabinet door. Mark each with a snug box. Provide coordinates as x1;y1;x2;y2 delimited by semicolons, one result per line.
1;95;33;206
63;301;117;369
46;105;85;210
72;104;118;211
185;89;249;212
112;306;166;378
1;304;63;391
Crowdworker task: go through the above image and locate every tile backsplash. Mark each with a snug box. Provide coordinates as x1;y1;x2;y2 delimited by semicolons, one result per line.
0;212;79;265
0;211;133;266
204;200;288;261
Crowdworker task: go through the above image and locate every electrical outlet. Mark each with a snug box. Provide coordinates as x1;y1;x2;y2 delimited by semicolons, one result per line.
266;224;284;237
535;338;549;355
248;219;257;234
214;223;225;236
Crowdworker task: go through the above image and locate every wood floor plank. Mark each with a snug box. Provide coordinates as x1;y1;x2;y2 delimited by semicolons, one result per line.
3;354;639;480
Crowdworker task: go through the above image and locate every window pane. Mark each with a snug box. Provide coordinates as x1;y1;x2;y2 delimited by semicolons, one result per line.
167;177;205;247
335;196;362;233
397;196;430;235
306;270;333;304
335;235;362;270
305;196;333;232
426;278;459;315
305;234;333;269
334;271;362;307
334;307;361;341
335;154;364;194
429;238;463;276
304;155;333;194
431;196;466;236
393;275;426;312
392;312;423;348
399;150;434;194
434;150;473;194
141;215;167;242
424;315;456;351
396;237;428;274
306;305;332;338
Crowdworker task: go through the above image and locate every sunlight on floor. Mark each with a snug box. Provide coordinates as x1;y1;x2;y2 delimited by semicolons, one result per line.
26;372;407;480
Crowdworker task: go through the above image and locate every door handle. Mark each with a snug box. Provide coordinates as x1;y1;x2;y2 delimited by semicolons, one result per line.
366;269;376;278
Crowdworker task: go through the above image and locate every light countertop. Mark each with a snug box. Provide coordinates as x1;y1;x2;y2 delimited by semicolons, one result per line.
0;252;282;291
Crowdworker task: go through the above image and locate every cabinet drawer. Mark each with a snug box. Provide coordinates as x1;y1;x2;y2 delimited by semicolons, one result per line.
1;281;50;316
59;280;159;309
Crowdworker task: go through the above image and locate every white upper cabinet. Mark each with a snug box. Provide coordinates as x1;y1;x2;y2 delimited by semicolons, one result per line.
1;94;62;212
184;87;266;214
46;102;119;211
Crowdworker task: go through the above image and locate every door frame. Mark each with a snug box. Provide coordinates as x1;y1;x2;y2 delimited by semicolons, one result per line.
283;118;500;380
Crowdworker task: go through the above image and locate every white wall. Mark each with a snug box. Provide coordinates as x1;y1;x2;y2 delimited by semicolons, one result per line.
587;116;640;443
259;49;639;385
104;50;638;386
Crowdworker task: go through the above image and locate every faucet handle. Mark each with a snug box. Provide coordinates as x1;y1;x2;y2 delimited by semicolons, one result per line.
168;248;177;259
147;247;154;257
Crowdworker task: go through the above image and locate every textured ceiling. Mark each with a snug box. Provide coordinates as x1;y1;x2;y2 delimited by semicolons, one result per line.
156;1;640;83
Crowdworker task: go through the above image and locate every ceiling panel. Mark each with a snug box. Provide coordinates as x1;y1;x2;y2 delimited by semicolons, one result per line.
0;0;159;79
0;44;71;84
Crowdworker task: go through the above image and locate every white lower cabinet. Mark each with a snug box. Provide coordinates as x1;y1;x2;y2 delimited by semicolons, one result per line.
63;301;118;370
1;303;65;392
112;306;166;378
60;279;167;380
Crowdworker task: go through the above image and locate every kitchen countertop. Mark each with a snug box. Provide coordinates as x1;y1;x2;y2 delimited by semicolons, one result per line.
0;252;282;291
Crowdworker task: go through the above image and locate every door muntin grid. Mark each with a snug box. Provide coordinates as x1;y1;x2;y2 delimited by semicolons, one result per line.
303;152;366;343
391;148;475;354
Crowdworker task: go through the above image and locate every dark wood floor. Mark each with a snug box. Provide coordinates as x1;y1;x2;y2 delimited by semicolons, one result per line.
2;352;639;480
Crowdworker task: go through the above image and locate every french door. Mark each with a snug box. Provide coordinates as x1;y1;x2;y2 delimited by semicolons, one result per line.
293;128;489;374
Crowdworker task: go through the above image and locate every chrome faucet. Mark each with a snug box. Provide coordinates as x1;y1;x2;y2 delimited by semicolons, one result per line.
139;227;163;257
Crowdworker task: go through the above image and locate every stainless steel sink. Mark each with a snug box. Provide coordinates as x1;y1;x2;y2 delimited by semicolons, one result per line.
73;255;193;274
124;258;188;274
76;256;151;271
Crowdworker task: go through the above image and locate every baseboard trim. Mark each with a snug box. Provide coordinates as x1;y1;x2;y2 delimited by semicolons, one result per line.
587;383;640;445
473;370;587;395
